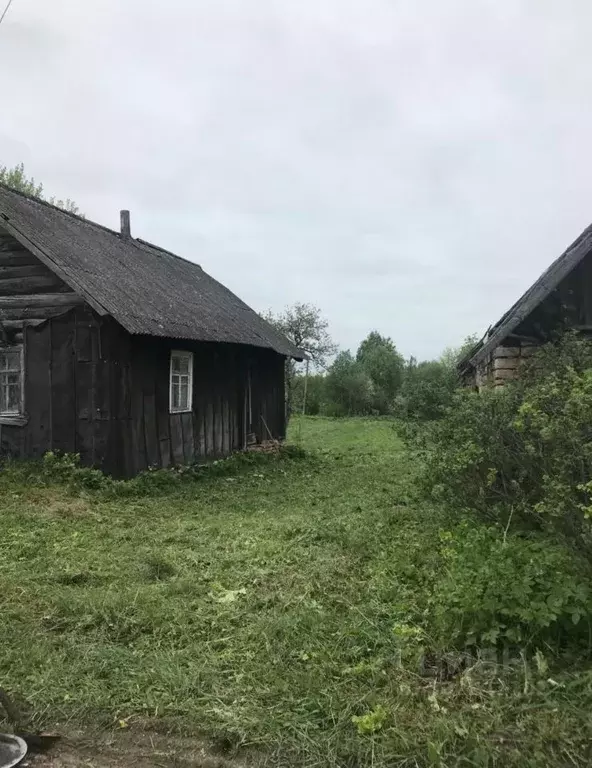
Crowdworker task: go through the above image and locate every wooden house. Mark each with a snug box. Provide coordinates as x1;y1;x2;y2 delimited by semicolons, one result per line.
0;184;302;476
460;222;592;389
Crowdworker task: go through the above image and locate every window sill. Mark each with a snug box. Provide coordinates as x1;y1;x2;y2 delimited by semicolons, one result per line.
0;414;28;427
170;409;193;415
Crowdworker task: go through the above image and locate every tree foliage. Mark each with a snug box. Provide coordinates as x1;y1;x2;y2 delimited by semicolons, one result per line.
440;333;480;370
264;303;337;415
356;331;404;412
396;335;479;422
325;351;373;416
264;302;478;419
291;373;325;415
263;302;337;368
0;162;81;215
399;359;457;421
416;334;592;556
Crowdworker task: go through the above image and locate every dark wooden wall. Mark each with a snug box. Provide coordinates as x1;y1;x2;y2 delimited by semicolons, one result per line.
1;315;286;477
0;307;131;475
126;337;286;476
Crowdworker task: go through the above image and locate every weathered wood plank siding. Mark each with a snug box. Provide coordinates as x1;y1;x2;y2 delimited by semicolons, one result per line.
0;229;82;322
0;303;132;475
127;337;287;472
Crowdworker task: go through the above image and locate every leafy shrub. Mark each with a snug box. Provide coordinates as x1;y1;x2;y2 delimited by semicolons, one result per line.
291;373;326;415
35;445;308;499
397;359;457;421
325;351;375;416
430;523;592;651
416;335;592;554
42;451;109;491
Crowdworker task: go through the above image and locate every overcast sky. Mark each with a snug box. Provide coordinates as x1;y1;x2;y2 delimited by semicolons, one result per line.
1;1;591;359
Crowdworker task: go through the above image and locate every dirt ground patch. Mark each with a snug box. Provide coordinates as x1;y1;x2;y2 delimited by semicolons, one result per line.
26;730;249;768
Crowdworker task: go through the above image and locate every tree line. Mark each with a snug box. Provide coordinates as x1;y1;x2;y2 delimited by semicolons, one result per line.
265;302;477;421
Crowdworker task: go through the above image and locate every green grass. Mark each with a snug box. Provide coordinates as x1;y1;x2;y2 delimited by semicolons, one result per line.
1;416;592;766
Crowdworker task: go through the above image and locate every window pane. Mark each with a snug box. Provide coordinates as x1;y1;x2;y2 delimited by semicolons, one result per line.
178;357;190;375
0;351;21;413
6;352;19;371
172;355;190;374
0;351;19;372
170;352;192;412
7;383;19;411
180;382;189;409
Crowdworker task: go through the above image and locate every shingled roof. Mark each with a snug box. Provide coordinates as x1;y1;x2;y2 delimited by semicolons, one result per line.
0;184;301;358
460;221;592;371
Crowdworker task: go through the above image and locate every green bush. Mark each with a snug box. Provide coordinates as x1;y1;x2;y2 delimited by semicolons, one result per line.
325;351;374;416
292;373;326;415
42;451;109;491
430;523;592;652
398;359;457;421
416;335;592;554
34;445;308;498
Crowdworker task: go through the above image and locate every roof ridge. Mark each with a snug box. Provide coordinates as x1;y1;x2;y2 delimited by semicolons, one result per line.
134;237;202;268
0;180;302;358
0;180;128;241
0;182;206;268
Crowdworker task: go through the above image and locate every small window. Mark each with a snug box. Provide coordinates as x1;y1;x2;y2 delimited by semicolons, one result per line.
0;346;23;415
170;350;193;413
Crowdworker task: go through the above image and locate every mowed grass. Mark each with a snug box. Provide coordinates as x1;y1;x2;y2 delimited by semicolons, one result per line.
1;417;591;767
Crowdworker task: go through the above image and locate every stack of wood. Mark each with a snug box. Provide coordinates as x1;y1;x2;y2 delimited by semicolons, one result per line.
246;439;281;454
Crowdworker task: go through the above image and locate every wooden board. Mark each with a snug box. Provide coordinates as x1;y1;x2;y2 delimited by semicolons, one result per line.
222;398;231;455
181;412;195;464
0;293;81;308
143;393;160;468
194;394;206;458
49;317;76;453
169;414;185;465
130;354;148;474
75;319;94;362
205;401;214;456
0;275;69;295
24;323;52;457
0;264;52;280
75;360;95;464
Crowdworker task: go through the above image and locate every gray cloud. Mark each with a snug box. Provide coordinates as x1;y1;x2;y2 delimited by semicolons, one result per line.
1;0;591;358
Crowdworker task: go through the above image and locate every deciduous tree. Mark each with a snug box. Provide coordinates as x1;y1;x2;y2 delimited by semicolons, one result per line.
0;162;81;215
356;331;405;413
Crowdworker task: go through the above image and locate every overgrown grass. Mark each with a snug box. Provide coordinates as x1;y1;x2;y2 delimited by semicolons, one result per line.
1;416;592;766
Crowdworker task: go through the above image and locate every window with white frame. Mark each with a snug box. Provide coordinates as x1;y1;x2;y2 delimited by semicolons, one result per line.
170;350;193;413
0;346;23;415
